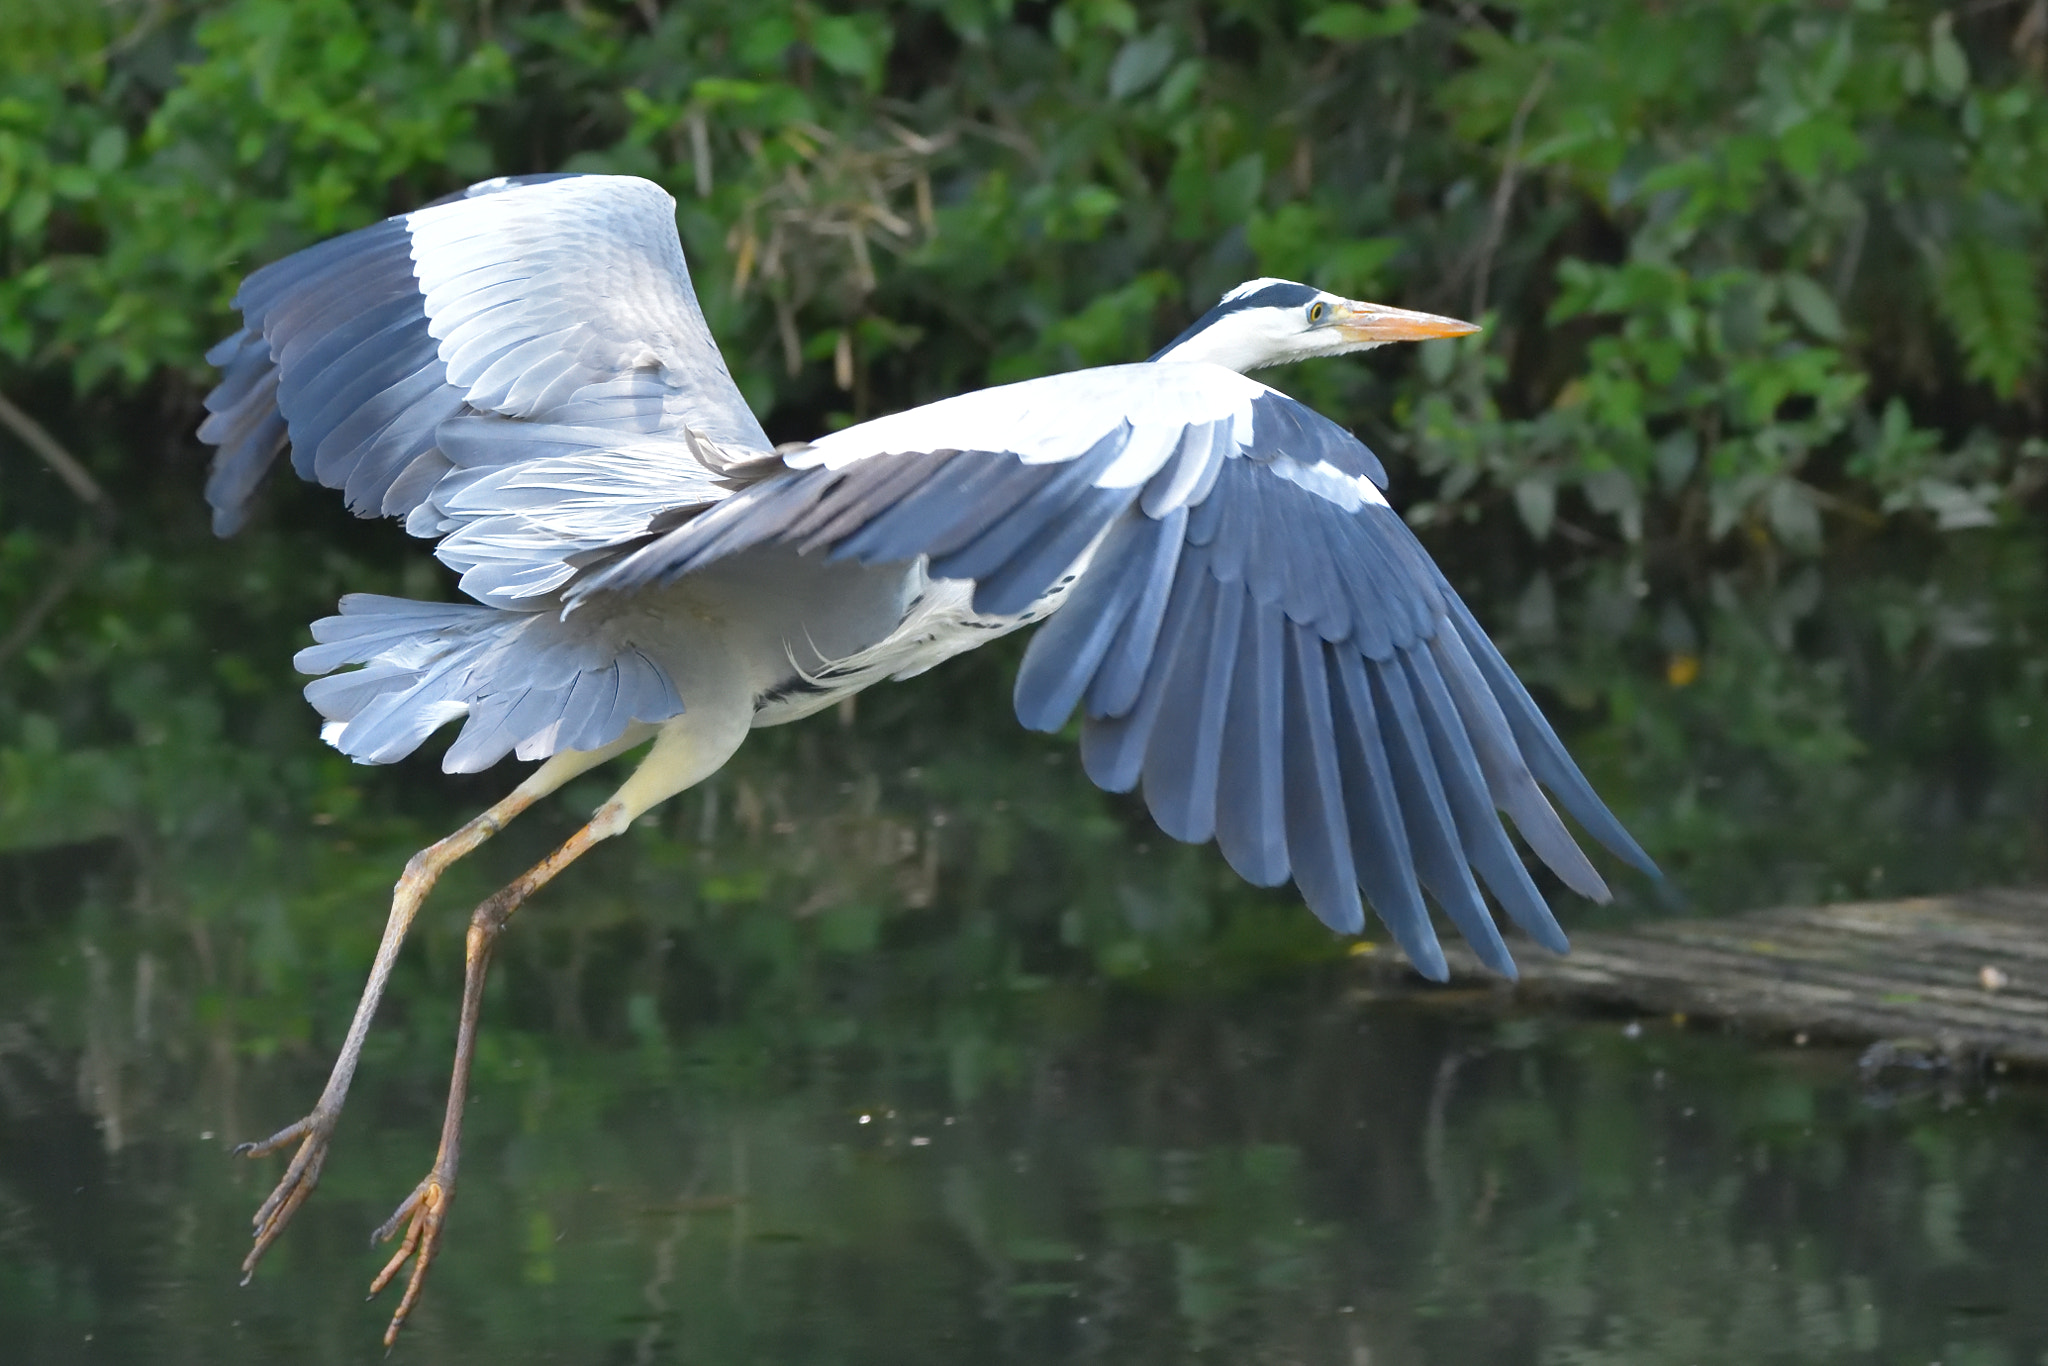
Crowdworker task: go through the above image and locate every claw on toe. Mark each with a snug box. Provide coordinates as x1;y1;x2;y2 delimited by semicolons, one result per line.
235;1112;338;1282
370;1173;452;1347
234;1113;314;1162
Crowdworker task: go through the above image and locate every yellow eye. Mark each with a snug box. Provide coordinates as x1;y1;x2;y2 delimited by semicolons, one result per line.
1308;302;1326;323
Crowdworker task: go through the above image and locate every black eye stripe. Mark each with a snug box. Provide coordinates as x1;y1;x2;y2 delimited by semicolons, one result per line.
1214;282;1319;315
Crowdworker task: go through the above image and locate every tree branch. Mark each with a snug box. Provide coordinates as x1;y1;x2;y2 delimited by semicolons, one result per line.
0;527;103;670
1468;61;1554;323
0;390;116;670
0;389;114;528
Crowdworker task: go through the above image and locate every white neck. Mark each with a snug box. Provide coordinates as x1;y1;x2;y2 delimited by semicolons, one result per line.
1152;309;1301;372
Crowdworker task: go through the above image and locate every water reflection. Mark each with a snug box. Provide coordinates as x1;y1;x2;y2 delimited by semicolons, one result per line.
5;526;2048;1361
4;974;2044;1363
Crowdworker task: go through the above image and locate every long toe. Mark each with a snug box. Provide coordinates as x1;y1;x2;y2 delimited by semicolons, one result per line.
236;1110;339;1280
234;1109;321;1162
369;1169;455;1347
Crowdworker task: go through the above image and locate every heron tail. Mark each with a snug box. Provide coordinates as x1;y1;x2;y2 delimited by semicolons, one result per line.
294;593;683;772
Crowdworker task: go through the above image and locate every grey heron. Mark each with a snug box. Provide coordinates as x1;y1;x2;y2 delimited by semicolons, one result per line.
195;172;1655;1343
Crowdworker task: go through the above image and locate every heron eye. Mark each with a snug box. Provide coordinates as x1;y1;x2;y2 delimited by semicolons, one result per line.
1308;302;1326;323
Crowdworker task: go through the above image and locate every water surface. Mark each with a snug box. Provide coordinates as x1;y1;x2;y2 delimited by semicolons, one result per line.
5;522;2048;1363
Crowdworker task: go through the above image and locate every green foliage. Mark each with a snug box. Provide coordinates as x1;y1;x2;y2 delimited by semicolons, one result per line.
1399;0;2048;546
3;0;2048;930
3;0;2046;542
1936;235;2043;396
0;0;510;385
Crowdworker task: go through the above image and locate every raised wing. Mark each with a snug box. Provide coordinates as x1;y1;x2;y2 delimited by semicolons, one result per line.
575;363;1657;978
195;173;765;561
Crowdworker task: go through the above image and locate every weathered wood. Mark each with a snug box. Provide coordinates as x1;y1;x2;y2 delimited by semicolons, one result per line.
1428;889;2048;1064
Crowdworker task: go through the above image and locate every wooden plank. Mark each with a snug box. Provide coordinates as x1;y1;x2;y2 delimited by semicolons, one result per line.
1423;889;2048;1064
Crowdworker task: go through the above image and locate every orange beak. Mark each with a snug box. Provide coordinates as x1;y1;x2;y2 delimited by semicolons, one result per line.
1330;300;1481;344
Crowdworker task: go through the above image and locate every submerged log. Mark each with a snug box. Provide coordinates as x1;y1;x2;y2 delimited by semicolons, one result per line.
1428;889;2048;1064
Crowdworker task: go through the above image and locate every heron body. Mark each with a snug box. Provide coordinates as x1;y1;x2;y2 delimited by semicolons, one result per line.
196;172;1655;1343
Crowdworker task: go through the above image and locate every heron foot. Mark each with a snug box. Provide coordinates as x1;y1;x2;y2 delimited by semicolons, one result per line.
368;1163;457;1347
234;1106;340;1281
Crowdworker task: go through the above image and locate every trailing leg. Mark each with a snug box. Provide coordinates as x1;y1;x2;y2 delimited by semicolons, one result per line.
367;710;749;1346
235;734;646;1279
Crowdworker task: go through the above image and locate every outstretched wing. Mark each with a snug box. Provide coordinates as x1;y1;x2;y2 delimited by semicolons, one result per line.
195;174;763;603
575;362;1657;978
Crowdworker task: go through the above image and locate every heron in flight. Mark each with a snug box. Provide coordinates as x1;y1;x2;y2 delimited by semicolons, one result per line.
197;173;1654;1343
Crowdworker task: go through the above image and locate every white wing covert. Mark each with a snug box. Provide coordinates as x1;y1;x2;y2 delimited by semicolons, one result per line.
575;363;1657;978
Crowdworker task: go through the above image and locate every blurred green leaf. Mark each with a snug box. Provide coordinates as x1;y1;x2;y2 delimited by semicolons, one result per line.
1934;238;2043;397
1780;273;1845;342
1929;13;1970;101
1302;2;1420;42
1108;29;1175;100
806;12;891;88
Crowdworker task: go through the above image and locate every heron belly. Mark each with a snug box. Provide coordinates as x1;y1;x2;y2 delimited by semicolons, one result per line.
748;552;1089;728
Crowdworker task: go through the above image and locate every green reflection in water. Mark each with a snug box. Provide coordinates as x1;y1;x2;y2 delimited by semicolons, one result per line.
5;523;2048;1362
4;978;2045;1363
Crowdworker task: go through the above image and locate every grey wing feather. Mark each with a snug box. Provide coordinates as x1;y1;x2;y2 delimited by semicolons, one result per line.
565;361;1654;976
1136;567;1237;846
1036;432;1656;977
1213;598;1287;886
1011;507;1185;731
575;437;1144;611
1281;622;1365;937
423;416;727;607
195;174;766;603
196;329;290;534
1441;595;1659;876
405;176;764;444
1365;654;1517;974
1404;646;1570;951
1327;651;1442;977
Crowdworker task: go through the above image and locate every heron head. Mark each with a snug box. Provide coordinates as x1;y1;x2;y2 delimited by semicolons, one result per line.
1149;278;1479;373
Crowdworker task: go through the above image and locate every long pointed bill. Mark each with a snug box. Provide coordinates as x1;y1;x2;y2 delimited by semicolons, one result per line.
1333;301;1481;344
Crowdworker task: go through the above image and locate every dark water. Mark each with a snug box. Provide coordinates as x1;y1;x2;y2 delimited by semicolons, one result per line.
5;524;2048;1363
10;983;2048;1366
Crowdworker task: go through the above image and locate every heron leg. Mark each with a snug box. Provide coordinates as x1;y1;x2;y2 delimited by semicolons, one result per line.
235;732;649;1281
367;712;746;1347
